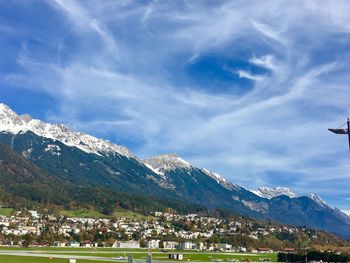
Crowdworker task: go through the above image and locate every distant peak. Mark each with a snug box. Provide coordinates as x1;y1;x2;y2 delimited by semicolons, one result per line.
0;103;16;115
251;186;299;199
143;153;191;171
157;153;180;158
0;103;10;110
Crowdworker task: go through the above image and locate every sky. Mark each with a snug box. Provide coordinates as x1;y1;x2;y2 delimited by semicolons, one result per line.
1;0;350;211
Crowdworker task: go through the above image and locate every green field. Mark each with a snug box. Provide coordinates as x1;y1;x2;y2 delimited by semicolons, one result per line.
112;209;156;220
0;247;149;252
38;252;277;262
0;208;13;216
0;254;112;263
40;252;277;262
0;247;278;262
60;210;107;218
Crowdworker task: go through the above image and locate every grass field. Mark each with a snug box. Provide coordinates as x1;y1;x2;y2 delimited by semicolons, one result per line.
112;209;156;220
0;247;149;252
0;208;13;216
0;247;278;262
60;210;107;218
59;209;155;220
36;252;277;262
40;252;277;262
0;254;112;263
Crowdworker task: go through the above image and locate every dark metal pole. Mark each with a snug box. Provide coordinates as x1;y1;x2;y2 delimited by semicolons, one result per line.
347;118;350;151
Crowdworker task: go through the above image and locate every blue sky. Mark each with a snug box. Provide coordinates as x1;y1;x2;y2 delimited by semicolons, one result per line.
1;0;350;211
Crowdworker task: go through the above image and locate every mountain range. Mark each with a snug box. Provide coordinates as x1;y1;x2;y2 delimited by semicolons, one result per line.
1;103;350;238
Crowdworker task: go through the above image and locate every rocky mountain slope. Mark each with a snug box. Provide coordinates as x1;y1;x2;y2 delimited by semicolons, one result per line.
0;143;205;214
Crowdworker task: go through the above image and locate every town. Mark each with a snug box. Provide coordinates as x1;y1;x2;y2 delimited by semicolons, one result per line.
0;209;332;252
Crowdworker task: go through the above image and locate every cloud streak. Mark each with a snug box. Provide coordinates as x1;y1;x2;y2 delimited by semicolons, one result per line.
2;0;350;209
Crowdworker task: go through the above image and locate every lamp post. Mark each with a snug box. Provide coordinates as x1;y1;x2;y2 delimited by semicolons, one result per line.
304;247;310;263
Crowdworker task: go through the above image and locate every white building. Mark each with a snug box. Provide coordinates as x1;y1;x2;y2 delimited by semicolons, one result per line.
163;241;178;249
69;241;80;247
113;241;140;248
147;239;160;249
178;242;195;250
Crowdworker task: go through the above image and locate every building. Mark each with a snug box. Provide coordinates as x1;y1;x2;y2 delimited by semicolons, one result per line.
113;241;140;248
178;242;195;250
147;239;160;249
258;248;274;253
283;248;296;253
217;243;232;251
196;242;204;250
163;241;178;249
69;241;80;247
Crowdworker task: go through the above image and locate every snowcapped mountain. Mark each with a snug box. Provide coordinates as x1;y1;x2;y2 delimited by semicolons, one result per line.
0;103;173;197
143;154;238;191
251;187;299;199
143;153;257;211
0;103;134;158
1;102;350;238
251;187;333;209
143;154;191;174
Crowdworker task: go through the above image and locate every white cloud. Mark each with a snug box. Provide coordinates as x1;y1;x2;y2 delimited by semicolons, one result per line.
237;70;265;81
4;0;350;208
250;19;286;44
249;55;278;71
50;0;118;54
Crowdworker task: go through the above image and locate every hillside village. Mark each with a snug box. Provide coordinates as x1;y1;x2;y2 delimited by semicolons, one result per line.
0;210;343;252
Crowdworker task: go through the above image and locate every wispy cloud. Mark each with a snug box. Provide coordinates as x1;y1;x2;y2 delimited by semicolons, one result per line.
2;0;350;209
237;70;265;81
250;19;286;44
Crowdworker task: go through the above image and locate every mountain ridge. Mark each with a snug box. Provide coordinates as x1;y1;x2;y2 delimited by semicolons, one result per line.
1;103;350;238
0;103;134;158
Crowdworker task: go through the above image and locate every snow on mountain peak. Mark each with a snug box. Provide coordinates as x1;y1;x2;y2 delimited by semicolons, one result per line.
201;168;239;191
143;153;192;171
143;154;239;190
0;103;134;158
309;194;329;208
251;187;299;199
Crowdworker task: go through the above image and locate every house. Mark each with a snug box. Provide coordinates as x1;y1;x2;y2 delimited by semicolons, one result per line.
196;242;204;250
147;239;160;249
163;241;178;249
238;247;247;252
68;241;80;247
53;241;67;247
82;241;92;247
178;242;195;250
217;243;232;251
283;248;296;253
28;211;39;219
258;248;274;253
